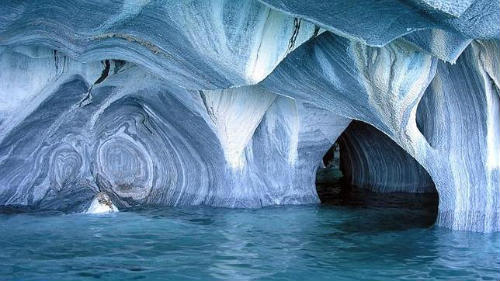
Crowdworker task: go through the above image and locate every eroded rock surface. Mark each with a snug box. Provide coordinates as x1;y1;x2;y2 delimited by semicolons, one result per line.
338;121;435;194
0;0;498;232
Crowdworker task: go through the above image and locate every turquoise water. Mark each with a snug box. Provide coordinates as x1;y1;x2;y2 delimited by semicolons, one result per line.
0;203;499;281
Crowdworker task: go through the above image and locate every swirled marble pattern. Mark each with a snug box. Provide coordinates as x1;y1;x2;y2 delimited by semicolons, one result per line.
415;41;500;232
339;121;435;193
0;0;318;89
0;1;499;232
0;47;350;210
262;33;499;231
258;0;498;46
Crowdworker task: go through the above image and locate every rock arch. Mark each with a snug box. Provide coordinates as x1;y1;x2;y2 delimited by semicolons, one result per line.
0;0;498;232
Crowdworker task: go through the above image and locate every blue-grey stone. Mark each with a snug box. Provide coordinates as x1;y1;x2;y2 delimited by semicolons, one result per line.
0;0;498;233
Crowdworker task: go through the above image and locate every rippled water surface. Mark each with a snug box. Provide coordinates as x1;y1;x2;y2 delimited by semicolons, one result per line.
1;203;499;281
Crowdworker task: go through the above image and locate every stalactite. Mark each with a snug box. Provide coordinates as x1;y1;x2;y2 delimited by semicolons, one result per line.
0;0;498;232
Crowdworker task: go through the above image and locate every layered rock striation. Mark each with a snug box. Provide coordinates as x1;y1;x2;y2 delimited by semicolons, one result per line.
338;121;435;194
0;0;498;232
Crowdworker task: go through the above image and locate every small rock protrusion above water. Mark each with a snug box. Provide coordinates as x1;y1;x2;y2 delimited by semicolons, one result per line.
86;192;119;214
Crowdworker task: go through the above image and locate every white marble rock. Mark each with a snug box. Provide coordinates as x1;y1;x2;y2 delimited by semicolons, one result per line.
0;0;498;232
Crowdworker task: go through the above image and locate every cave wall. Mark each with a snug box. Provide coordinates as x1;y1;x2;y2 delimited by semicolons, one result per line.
0;0;499;232
262;33;500;232
0;47;350;210
338;121;435;193
416;41;500;232
0;0;320;89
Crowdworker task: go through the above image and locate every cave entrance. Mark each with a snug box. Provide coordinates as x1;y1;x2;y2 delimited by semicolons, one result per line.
316;120;439;228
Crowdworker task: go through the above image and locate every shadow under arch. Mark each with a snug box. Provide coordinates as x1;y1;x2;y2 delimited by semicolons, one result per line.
316;120;439;231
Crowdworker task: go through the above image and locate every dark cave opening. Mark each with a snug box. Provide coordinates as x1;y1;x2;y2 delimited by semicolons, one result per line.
316;121;439;228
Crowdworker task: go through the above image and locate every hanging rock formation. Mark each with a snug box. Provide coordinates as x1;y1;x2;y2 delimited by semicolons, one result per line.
0;0;498;232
